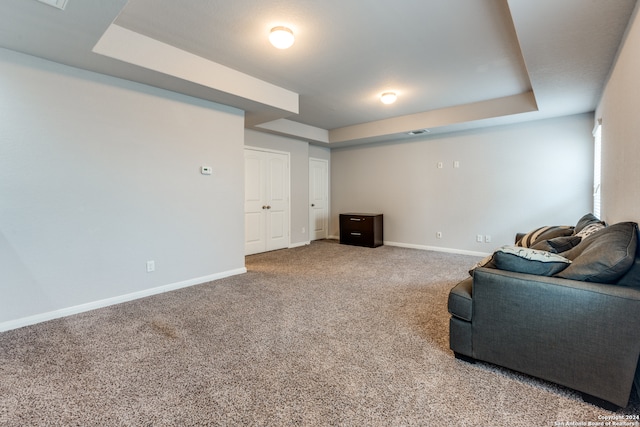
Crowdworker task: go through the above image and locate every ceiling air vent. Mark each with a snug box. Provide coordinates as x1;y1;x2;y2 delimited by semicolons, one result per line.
407;129;430;136
36;0;68;10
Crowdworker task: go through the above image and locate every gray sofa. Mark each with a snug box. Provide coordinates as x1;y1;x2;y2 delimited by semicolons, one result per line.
448;215;640;409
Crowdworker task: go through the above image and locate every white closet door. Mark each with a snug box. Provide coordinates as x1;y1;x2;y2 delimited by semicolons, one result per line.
244;148;289;255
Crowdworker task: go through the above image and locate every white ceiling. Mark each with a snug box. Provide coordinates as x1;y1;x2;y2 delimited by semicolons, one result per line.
0;0;637;147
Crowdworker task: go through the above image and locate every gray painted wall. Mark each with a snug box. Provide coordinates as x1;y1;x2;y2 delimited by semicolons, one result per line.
331;114;594;255
309;144;331;162
597;6;640;225
0;48;246;329
1;39;608;329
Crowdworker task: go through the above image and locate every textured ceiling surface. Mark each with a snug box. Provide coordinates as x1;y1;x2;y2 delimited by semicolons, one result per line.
1;0;637;146
115;0;531;130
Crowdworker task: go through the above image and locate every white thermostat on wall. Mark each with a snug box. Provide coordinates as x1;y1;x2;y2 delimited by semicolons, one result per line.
201;166;213;175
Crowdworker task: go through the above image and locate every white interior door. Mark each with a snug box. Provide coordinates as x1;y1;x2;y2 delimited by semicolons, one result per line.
309;158;329;240
265;154;288;251
244;150;266;255
244;148;289;255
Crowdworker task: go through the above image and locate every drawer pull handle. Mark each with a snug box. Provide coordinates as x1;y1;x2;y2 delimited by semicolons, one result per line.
350;232;362;236
349;218;362;221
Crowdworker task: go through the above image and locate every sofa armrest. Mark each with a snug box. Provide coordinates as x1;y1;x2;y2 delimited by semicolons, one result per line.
471;267;640;407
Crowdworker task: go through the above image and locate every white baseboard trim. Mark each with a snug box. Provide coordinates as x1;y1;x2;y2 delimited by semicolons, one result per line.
384;241;489;257
0;267;247;333
289;240;311;249
326;236;488;257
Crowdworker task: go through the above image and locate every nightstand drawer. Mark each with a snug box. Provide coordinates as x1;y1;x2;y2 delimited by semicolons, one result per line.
341;215;371;232
342;230;372;243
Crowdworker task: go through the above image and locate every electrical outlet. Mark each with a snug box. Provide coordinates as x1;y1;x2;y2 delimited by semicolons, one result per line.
146;260;155;273
437;161;443;169
302;227;306;234
436;231;442;239
476;234;483;243
485;235;492;243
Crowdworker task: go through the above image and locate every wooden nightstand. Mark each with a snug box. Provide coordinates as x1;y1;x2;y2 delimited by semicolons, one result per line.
339;213;383;248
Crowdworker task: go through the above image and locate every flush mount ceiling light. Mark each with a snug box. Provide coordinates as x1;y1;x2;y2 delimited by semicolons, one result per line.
407;129;431;136
269;26;295;49
380;92;397;105
36;0;68;9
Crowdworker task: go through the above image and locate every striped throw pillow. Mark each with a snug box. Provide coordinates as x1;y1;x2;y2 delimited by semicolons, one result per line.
516;225;574;248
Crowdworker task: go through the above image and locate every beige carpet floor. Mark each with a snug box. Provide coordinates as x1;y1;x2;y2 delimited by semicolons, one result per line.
1;240;638;426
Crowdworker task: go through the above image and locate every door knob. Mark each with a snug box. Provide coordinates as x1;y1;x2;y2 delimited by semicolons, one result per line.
311;204;315;207
262;205;267;209
267;205;271;209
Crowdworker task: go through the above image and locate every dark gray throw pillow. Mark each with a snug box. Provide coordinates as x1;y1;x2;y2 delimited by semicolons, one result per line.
555;222;637;283
531;235;582;253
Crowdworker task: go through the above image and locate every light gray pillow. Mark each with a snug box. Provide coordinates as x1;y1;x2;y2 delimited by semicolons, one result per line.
575;222;605;239
573;213;605;235
494;246;571;276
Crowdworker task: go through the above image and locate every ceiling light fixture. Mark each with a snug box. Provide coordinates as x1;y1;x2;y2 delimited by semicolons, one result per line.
269;26;295;49
407;129;431;136
380;92;397;105
36;0;68;9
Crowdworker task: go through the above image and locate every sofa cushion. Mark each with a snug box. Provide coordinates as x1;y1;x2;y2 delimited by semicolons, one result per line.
556;222;638;284
448;278;473;321
516;226;574;248
494;246;571;276
531;235;582;253
617;255;640;287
